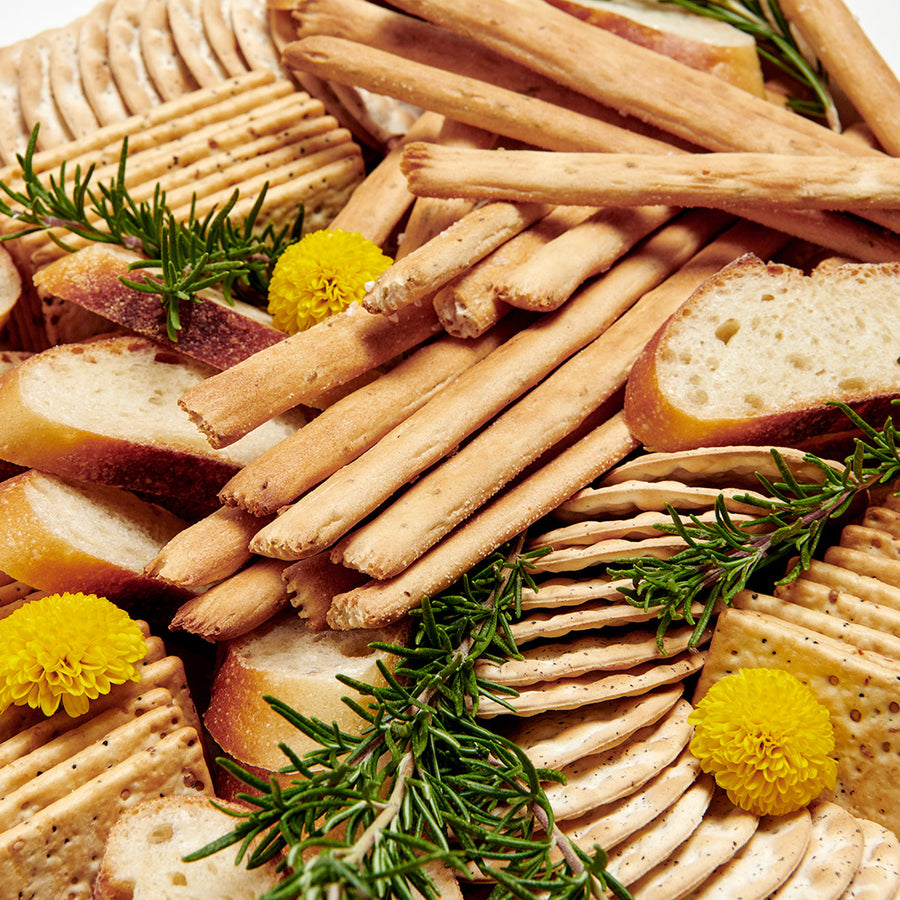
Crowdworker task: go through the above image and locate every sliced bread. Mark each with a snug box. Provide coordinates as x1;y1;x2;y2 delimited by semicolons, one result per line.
623;255;900;451
0;334;304;509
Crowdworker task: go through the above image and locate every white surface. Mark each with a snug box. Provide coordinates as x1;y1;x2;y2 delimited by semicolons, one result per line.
4;0;900;77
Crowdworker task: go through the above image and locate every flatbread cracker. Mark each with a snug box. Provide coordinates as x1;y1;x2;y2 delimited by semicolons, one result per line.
842;817;900;899
47;21;100;140
476;651;707;718
767;800;863;899
140;0;201;101
167;0;231;87
108;0;164;115
605;774;716;886
542;700;694;820
18;30;73;151
695;608;900;835
563;748;703;853
691;807;813;899
505;685;683;770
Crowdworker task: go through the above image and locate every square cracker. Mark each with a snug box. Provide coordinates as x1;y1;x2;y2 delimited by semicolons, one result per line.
695;608;900;835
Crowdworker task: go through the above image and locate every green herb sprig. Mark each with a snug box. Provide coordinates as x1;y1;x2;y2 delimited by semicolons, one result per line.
188;539;632;900
608;403;900;649
662;0;839;127
0;126;303;340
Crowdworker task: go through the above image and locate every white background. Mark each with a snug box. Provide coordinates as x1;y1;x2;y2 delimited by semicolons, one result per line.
4;0;900;79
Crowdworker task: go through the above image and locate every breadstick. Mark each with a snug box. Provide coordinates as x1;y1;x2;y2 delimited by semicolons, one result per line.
145;506;272;588
494;205;677;312
327;412;637;630
335;219;792;580
328;110;445;245
220;318;522;515
169;557;289;641
362;200;549;314
402;145;900;211
432;205;597;338
778;0;900;157
178;300;442;448
249;209;731;562
283;554;366;631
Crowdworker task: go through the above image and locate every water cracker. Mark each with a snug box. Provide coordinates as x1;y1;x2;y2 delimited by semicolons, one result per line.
108;0;164;114
202;0;250;76
47;21;100;140
519;575;629;611
527;534;686;573
842;818;900;899
166;0;231;87
140;0;201;101
77;0;132;126
18;30;73;151
0;43;30;165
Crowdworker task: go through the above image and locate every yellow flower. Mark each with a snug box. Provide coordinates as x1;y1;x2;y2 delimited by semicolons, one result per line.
0;592;148;718
688;667;837;816
267;229;393;334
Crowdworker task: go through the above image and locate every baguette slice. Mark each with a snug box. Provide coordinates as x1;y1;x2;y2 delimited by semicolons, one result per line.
0;469;191;608
0;334;303;509
624;255;900;451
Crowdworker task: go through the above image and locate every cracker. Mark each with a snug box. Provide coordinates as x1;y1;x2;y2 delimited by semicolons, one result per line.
519;575;628;611
18;30;73;151
766;800;863;899
47;21;100;141
626;789;760;898
505;685;683;771
800;558;900;613
140;0;201;101
564;748;703;853
77;0;135;126
202;0;250;76
841;524;900;562
824;546;900;592
527;534;686;573
842;817;900;899
862;505;900;539
0;578;32;606
108;0;164;115
0;42;30;166
167;0;231;87
476;651;707;718
690;806;813;899
695;608;900;834
0;726;211;900
542;700;694;821
231;0;284;72
0;703;185;828
476;625;706;687
605;774;716;886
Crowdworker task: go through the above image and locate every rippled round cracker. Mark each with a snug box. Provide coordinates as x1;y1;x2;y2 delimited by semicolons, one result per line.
78;0;131;126
767;801;863;899
520;575;628;611
528;534;686;574
18;30;73;151
606;774;716;886
140;0;201;101
602;445;837;490
691;807;813;899
47;21;99;140
627;790;759;898
843;817;900;899
167;0;230;87
108;0;164;114
543;700;694;820
202;0;250;76
506;685;683;771
477;625;705;687
477;650;707;718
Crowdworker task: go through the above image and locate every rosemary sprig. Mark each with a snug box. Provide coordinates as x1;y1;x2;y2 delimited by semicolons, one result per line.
188;539;633;900
661;0;839;127
0;126;303;340
608;403;900;649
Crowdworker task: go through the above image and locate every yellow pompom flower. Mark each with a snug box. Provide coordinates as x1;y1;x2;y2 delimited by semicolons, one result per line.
0;592;148;718
267;228;393;334
688;667;837;816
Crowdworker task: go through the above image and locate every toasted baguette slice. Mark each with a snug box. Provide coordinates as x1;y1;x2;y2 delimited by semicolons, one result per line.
93;795;283;900
0;334;303;508
0;469;191;608
624;255;900;452
33;245;286;370
546;0;765;97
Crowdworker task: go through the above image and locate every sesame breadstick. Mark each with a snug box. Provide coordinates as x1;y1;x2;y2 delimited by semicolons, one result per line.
220;318;521;516
327;412;638;630
249;209;731;562
335;219;792;580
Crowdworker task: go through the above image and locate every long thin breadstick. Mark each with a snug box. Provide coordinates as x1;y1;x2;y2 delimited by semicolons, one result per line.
327;413;638;630
220;318;522;515
402;145;900;211
336;219;792;580
362;200;549;314
178;300;442;448
249;209;732;562
169;557;289;641
432;205;598;338
777;0;900;157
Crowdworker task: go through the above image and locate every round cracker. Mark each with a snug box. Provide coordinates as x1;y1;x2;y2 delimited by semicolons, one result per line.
77;0;131;126
843;817;900;899
18;30;74;151
230;0;284;72
527;534;686;573
202;0;250;76
0;44;29;167
166;0;230;88
108;0;164;114
140;0;201;101
520;575;627;611
47;21;100;140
